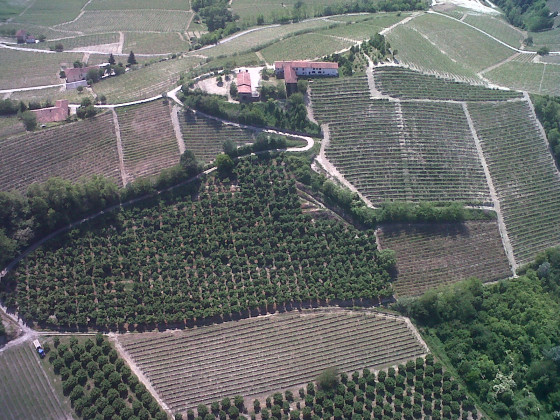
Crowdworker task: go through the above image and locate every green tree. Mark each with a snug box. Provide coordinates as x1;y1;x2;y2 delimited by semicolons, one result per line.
21;111;37;131
215;153;234;178
180;150;202;177
127;50;137;65
108;53;116;65
317;367;340;390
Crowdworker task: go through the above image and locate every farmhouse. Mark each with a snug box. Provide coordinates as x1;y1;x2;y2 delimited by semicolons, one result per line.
274;61;339;95
30;100;69;124
65;66;100;89
236;70;260;102
16;29;35;44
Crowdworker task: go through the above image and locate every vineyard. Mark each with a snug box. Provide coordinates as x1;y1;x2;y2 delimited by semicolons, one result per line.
309;76;371;125
0;343;71;420
118;309;426;411
467;101;560;264
117;100;180;180
179;111;257;163
377;221;512;297
0;115;25;140
318;97;490;204
372;67;522;101
6;156;394;329
0;111;121;192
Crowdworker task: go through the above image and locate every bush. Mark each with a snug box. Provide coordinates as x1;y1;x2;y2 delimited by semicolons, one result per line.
21;111;37;131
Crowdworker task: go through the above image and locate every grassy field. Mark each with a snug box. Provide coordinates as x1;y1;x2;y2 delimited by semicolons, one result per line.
180;111;256;163
387;25;477;80
485;61;560;96
528;27;560;51
467;100;560;264
0;111;121;192
260;32;354;62
118;309;426;411
315;13;408;41
201;19;334;58
123;32;190;55
377;221;512;297
0;342;72;420
92;55;204;104
462;14;524;49
23;32;121;51
9;85;95;105
0;49;82;89
10;0;88;26
58;10;193;33
407;12;513;73
0;115;25;140
117;100;180;180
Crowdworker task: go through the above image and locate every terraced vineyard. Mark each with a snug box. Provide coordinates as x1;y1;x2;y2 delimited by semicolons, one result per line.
373;67;522;101
180;111;256;163
309;76;371;124
117;100;180;180
118;309;426;411
0;112;121;192
377;221;512;297
323;100;490;204
0;343;70;420
467;101;560;264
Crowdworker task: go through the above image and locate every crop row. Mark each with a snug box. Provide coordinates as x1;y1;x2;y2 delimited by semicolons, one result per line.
119;310;425;410
377;220;512;297
117;100;180;180
180;111;256;163
0;111;121;192
324;100;490;204
467;101;560;264
373;66;522;101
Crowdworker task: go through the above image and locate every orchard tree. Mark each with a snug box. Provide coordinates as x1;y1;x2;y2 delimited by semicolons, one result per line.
128;50;137;65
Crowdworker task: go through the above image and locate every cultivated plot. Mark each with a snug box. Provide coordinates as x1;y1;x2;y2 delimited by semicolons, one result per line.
180;111;256;163
260;33;354;62
316;13;408;41
86;0;192;10
123;32;190;55
485;62;560;96
373;66;522;101
0;111;121;192
11;0;89;26
462;14;524;49
117;100;180;180
231;0;345;24
118;309;426;411
377;221;512;297
0;343;71;420
467;100;560;264
0;115;25;140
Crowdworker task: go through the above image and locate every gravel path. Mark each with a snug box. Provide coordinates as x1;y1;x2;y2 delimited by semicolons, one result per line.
112;109;129;187
171;104;186;154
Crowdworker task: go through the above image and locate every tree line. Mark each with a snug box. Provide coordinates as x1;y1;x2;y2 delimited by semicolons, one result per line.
395;247;560;418
533;94;560;166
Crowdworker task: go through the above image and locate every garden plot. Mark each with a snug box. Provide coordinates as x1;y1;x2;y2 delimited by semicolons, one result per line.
0;343;71;420
179;111;256;163
118;309;426;411
0;111;121;192
377;221;512;297
117;100;180;180
467;100;560;264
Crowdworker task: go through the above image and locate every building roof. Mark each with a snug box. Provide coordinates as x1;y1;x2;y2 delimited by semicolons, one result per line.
30;100;69;124
274;60;339;70
237;71;252;94
284;65;297;84
65;66;98;83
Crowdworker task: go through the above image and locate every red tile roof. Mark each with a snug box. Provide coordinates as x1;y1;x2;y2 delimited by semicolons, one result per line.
30;100;69;124
65;66;98;83
237;71;251;94
284;65;297;84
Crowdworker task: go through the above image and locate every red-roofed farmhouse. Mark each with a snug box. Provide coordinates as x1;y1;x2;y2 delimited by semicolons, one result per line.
30;100;69;124
274;61;338;95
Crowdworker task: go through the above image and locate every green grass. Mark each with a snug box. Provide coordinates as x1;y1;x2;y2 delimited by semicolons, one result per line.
0;22;76;39
528;27;560;51
57;9;193;33
0;115;25;140
485;61;560;96
387;25;477;80
123;32;190;55
23;32;121;51
11;0;89;26
92;55;204;104
315;13;409;41
0;0;28;20
462;13;525;49
201;18;334;58
260;32;354;62
231;0;346;24
408;12;513;73
8;85;96;105
0;343;73;420
0;49;82;89
86;0;192;10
